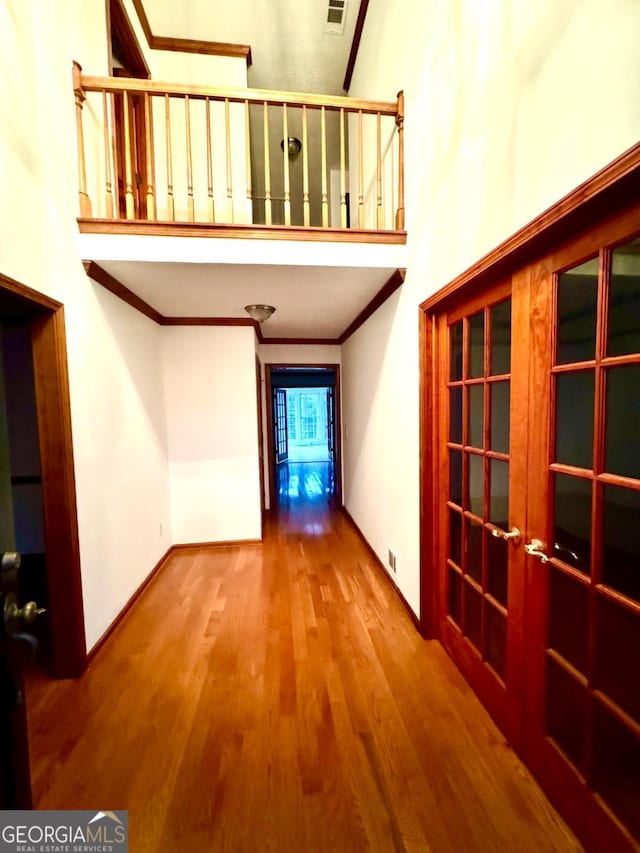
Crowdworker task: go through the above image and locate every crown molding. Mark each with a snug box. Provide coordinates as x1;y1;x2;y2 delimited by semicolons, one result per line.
130;0;252;66
420;139;640;314
343;0;370;91
84;262;405;345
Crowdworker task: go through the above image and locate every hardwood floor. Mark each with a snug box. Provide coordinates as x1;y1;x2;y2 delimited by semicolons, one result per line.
26;508;582;852
276;459;336;505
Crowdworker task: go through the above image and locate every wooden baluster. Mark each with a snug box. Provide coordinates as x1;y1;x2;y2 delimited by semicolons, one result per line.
283;104;291;226
109;89;120;218
302;105;310;227
165;94;174;221
245;100;252;223
205;98;215;223
72;61;92;217
340;107;347;228
376;111;383;230
123;90;135;219
263;102;272;225
358;109;364;228
321;106;328;228
395;89;405;231
144;93;156;221
102;90;114;218
225;98;233;222
185;95;194;222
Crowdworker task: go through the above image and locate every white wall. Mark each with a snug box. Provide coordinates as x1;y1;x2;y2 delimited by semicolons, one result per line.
163;326;262;544
343;0;640;618
0;0;173;650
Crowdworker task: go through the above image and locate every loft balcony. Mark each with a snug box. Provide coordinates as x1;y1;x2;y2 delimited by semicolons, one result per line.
73;65;407;341
74;66;405;240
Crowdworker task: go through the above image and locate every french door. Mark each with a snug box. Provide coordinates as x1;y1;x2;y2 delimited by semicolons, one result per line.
435;206;640;852
274;388;289;464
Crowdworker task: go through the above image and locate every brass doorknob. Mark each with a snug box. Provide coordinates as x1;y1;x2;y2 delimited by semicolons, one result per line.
491;526;521;545
524;539;551;563
5;599;46;627
19;601;46;624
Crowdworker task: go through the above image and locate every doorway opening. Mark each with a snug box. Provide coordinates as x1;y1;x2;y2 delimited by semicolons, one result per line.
266;365;341;509
106;0;151;219
0;272;86;808
0;274;85;679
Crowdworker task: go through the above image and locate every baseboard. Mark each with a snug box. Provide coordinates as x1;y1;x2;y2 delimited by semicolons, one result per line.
171;538;262;551
341;507;421;632
87;546;172;664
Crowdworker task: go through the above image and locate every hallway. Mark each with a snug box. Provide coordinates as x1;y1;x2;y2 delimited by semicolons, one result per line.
26;509;581;852
276;460;336;506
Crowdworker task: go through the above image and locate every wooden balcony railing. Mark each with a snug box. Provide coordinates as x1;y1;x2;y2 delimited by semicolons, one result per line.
73;62;405;235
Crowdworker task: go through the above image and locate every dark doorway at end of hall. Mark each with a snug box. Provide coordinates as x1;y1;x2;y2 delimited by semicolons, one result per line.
266;366;341;509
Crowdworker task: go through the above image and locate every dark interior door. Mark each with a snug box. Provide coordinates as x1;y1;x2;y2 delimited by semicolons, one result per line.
326;387;334;455
0;551;38;809
274;388;289;464
0;369;39;807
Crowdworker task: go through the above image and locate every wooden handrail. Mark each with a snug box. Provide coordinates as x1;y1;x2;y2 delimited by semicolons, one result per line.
74;70;405;232
80;75;398;116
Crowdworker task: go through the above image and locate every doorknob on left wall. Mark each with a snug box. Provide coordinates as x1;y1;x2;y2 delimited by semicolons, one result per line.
4;597;46;636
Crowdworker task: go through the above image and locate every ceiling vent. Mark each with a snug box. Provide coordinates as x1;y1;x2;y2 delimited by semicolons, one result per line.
324;0;348;35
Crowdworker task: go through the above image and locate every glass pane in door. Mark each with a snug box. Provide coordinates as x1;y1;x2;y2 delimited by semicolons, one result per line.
541;240;640;844
445;297;512;678
556;257;598;364
608;238;640;356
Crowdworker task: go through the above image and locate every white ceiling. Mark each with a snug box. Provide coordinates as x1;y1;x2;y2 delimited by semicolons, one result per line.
99;261;395;338
142;0;360;94
97;3;400;341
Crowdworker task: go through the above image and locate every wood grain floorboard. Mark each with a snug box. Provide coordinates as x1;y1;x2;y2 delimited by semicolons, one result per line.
26;506;583;852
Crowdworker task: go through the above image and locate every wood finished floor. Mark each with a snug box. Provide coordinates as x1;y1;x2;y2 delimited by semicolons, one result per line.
26;506;582;852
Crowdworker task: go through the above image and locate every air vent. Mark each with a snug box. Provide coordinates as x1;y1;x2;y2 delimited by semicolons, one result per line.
324;0;348;35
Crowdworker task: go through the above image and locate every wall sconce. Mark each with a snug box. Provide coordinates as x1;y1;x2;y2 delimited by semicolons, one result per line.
280;137;302;159
244;304;276;323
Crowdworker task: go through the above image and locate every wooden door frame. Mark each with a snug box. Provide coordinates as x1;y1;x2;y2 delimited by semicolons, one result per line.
265;364;342;509
0;273;86;678
255;356;266;520
418;143;640;852
419;140;640;642
106;0;150;221
106;0;150;79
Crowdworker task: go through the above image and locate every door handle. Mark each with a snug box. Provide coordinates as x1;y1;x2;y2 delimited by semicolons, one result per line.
491;526;521;545
1;551;21;573
524;539;550;563
4;595;46;634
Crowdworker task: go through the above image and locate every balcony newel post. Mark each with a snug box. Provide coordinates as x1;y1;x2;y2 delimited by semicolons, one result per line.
72;61;92;217
395;89;405;231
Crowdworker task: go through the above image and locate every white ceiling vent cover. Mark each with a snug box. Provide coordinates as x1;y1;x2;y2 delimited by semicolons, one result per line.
324;0;348;35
